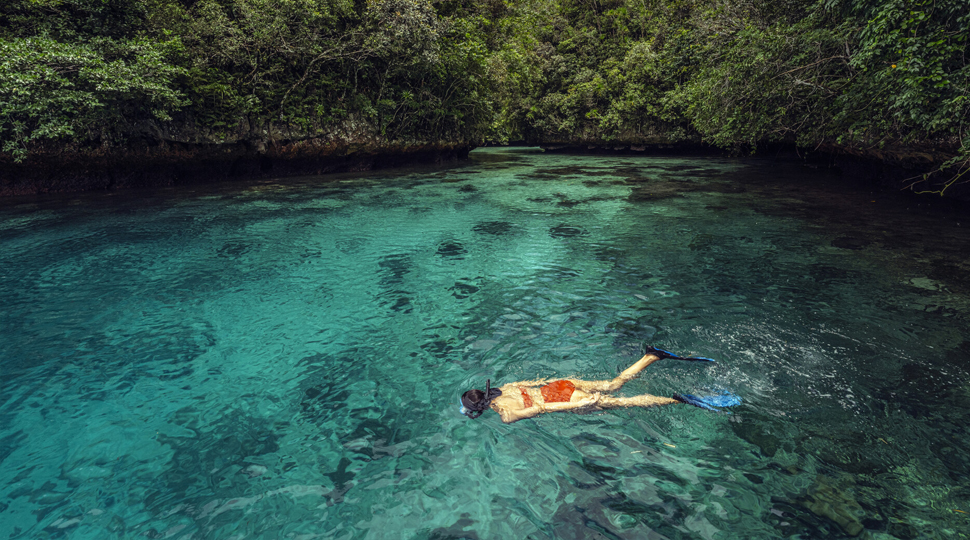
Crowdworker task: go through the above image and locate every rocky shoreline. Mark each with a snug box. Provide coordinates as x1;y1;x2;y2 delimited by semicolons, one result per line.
540;141;969;202
2;137;966;203
0;138;471;197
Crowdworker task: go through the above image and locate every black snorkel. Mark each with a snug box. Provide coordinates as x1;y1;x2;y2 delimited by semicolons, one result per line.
459;379;502;419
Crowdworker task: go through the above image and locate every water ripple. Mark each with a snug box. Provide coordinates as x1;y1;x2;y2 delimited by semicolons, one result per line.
1;150;969;539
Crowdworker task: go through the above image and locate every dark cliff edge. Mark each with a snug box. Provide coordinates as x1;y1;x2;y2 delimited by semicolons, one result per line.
0;137;471;197
2;134;965;203
539;139;970;203
819;144;968;202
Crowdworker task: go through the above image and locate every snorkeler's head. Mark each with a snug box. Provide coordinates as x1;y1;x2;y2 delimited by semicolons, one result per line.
459;379;502;419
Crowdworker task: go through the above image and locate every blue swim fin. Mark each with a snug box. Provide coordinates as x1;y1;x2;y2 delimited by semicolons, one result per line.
646;346;716;363
673;392;742;412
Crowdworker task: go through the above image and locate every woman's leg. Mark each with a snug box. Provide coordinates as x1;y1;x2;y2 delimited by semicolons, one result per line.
572;353;664;393
595;393;680;409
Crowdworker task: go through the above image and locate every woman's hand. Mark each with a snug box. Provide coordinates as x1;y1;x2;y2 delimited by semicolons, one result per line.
577;394;599;407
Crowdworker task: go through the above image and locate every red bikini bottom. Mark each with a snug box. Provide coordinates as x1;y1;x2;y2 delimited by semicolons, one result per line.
541;380;576;403
520;380;576;407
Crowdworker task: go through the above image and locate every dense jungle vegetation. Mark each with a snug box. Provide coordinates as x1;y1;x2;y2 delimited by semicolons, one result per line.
1;0;968;188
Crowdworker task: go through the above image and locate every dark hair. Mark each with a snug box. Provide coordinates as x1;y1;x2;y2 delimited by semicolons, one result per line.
461;379;502;419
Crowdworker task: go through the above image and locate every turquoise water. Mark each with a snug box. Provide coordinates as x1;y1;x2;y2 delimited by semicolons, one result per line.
2;148;969;539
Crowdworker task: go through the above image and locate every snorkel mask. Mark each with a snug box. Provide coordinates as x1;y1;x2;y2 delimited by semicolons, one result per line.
459;379;501;419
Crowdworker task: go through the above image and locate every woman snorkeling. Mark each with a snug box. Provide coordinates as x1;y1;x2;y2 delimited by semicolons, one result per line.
459;346;740;423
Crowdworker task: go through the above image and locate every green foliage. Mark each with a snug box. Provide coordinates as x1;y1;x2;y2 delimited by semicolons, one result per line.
0;0;497;159
157;0;498;140
673;16;853;149
1;0;154;40
0;36;187;160
839;0;969;145
1;0;967;173
488;0;967;170
0;0;188;159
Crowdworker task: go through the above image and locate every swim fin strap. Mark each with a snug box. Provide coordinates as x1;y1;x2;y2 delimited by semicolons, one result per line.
645;346;716;363
672;392;742;412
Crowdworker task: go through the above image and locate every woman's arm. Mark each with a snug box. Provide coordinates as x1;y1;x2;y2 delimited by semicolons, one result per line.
502;396;599;422
541;396;598;412
496;391;602;423
499;405;542;423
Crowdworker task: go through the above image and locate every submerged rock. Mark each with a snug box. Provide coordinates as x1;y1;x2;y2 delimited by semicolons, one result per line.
436;241;467;258
730;416;782;458
549;224;587;238
831;236;871;250
625;179;714;201
472;221;514;236
799;475;866;536
425;513;481;539
627;184;684;202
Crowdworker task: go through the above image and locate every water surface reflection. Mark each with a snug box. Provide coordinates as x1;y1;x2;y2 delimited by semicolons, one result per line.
1;148;969;539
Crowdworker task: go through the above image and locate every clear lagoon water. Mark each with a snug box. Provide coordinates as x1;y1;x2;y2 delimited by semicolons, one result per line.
2;148;970;539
